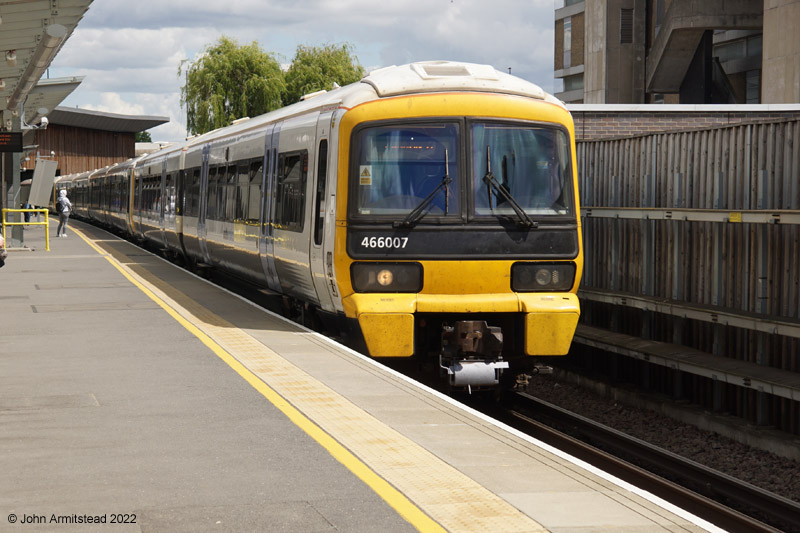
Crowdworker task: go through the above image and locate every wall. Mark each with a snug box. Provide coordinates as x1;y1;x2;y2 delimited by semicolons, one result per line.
762;0;800;103
21;124;135;175
575;107;800;375
568;104;800;140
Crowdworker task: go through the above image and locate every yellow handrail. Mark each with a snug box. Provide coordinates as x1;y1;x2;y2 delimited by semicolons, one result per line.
2;209;50;251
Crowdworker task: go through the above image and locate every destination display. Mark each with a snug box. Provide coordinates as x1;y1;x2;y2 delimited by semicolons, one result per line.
0;132;22;152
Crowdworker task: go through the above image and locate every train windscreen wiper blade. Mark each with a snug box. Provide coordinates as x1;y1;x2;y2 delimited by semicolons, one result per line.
394;175;452;228
482;145;535;229
394;149;452;229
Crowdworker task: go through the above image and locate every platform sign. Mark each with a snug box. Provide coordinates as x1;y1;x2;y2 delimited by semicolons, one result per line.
29;159;59;207
0;132;23;152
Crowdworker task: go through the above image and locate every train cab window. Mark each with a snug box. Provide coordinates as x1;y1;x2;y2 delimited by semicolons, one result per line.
471;123;573;218
275;151;307;232
313;139;328;245
351;122;460;218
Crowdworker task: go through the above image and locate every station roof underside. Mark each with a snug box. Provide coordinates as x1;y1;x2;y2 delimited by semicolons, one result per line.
48;106;169;133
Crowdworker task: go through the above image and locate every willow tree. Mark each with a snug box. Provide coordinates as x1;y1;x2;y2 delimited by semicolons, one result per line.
283;43;365;104
179;36;285;135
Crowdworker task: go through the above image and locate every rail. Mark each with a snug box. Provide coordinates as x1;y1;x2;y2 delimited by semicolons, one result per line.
582;206;800;225
2;209;51;251
578;288;800;340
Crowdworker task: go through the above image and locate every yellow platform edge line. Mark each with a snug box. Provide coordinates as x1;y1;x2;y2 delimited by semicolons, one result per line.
72;228;445;533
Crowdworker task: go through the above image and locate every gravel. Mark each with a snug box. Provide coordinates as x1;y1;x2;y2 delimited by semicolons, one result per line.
526;374;800;504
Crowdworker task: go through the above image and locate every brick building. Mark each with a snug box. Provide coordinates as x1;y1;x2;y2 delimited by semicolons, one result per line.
568;103;800;140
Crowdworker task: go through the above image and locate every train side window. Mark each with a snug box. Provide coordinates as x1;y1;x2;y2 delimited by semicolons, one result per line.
313;140;328;245
121;173;128;213
216;166;227;221
247;159;262;224
133;173;141;211
187;167;200;216
275;151;307;232
165;173;175;216
225;164;237;222
207;167;218;219
235;163;249;222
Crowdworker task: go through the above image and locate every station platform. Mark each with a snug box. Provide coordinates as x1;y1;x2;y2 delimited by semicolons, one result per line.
1;220;720;532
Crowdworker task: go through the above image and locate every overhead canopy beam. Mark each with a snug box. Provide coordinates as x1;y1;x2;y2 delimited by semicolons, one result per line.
6;24;67;111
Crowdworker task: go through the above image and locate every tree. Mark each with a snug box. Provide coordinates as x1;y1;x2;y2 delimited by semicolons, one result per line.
135;131;152;143
284;43;364;104
179;36;285;135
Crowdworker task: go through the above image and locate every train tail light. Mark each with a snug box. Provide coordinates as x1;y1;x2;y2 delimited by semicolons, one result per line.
512;262;576;292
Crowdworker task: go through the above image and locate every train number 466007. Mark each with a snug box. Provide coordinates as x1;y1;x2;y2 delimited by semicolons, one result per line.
361;236;409;249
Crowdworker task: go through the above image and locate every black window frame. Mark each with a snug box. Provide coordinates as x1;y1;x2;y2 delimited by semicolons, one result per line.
347;118;465;225
313;139;328;246
347;117;576;226
467;118;577;225
275;150;308;233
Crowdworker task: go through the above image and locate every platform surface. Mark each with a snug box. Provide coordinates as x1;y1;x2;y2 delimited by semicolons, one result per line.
1;221;719;532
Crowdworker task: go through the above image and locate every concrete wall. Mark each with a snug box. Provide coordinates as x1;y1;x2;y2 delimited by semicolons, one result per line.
583;0;646;103
762;0;800;103
584;0;608;103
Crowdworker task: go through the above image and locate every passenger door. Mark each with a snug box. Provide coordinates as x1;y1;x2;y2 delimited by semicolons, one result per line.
259;123;281;292
309;111;335;312
198;145;211;264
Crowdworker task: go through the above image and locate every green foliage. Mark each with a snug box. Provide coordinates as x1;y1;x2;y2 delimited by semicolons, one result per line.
283;43;365;104
135;131;152;143
179;36;285;135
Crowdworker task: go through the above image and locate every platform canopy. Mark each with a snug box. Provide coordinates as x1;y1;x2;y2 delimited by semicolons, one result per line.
0;0;94;126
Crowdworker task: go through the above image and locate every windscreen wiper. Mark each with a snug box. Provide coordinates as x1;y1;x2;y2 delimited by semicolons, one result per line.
482;146;535;228
394;149;452;229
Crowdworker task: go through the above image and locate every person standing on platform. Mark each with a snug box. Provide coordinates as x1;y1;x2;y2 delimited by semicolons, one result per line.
0;232;7;268
56;189;72;237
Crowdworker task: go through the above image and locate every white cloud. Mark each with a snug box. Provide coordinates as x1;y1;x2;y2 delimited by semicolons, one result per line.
50;0;557;141
83;93;146;115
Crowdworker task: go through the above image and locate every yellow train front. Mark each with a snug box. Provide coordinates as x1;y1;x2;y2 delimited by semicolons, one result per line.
334;62;583;391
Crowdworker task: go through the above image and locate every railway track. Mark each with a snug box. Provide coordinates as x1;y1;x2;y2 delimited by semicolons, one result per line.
499;391;800;533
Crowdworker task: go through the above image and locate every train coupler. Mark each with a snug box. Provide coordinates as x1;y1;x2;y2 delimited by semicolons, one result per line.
439;320;508;393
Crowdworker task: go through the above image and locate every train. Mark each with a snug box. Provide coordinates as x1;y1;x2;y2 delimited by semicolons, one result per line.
56;61;583;391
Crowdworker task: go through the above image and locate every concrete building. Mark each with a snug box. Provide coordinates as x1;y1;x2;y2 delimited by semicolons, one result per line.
554;0;800;104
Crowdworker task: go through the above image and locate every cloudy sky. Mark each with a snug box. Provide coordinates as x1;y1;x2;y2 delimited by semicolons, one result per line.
48;0;558;142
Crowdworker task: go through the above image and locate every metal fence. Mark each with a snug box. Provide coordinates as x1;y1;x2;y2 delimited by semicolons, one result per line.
577;119;800;371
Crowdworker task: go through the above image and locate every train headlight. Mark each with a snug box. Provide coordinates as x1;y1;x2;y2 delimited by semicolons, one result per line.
376;269;393;286
512;262;576;292
351;262;423;293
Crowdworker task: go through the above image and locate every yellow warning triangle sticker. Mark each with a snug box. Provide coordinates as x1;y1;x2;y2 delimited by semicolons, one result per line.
361;167;371;177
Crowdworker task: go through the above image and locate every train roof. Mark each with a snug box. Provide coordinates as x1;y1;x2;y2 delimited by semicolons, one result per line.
362;61;560;104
